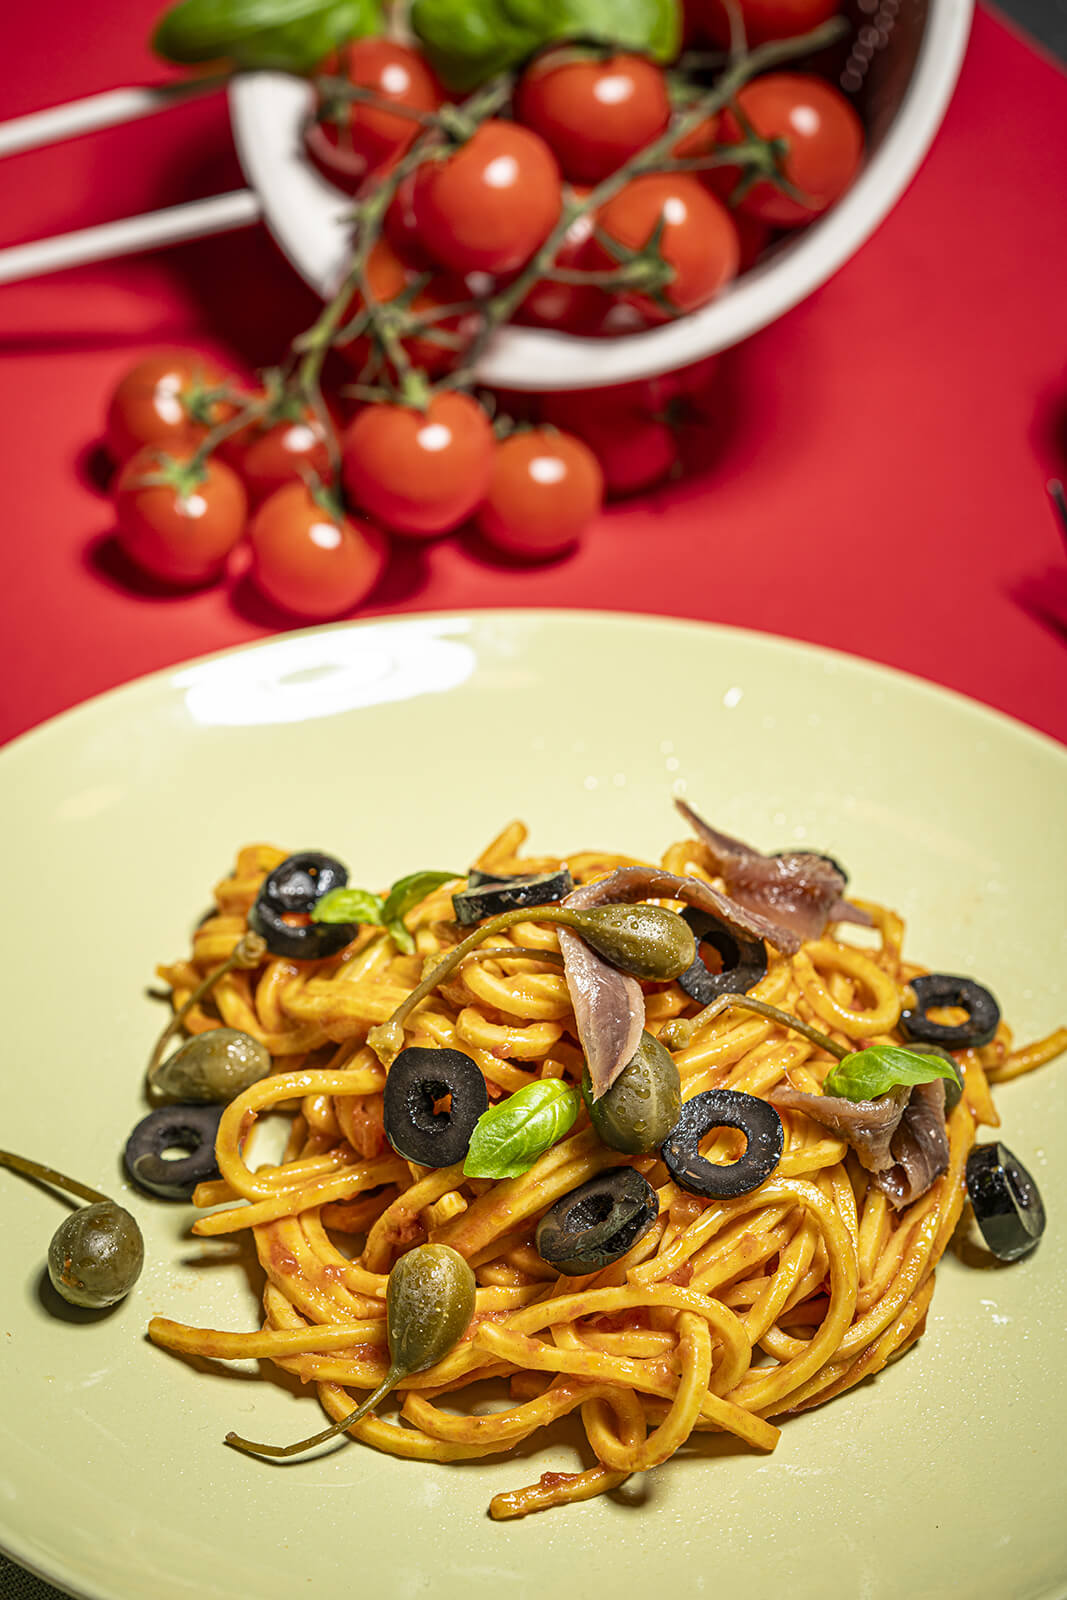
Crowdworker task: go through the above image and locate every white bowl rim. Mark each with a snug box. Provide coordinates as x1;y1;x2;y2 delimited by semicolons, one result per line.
229;0;974;391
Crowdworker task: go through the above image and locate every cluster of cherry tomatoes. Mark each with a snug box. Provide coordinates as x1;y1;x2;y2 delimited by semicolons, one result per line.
310;20;863;340
103;0;864;620
105;353;620;616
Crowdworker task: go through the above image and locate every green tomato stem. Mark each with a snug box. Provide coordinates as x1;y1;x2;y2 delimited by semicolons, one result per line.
433;16;846;390
226;1363;402;1459
0;1150;111;1208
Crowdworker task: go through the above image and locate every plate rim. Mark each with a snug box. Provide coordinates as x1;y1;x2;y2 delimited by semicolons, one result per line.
1;604;1064;1600
3;607;1063;769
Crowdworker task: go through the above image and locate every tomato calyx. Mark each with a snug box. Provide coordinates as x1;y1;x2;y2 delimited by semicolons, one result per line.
306;475;347;524
588;215;678;310
127;449;211;502
714;98;807;208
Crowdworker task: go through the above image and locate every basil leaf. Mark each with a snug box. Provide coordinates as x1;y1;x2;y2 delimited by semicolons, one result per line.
823;1045;960;1102
557;0;680;62
411;0;679;91
463;1079;579;1179
153;0;382;73
382;870;458;956
311;887;384;925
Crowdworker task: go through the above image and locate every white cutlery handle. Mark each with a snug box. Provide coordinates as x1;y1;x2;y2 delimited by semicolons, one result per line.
0;77;226;159
0;190;263;285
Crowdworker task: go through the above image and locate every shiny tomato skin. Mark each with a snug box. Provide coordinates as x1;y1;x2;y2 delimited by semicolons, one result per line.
249;482;387;618
515;52;671;185
224;404;335;506
309;39;443;187
341;393;494;536
672;110;721;162
412;120;562;276
105;352;234;463
478;429;603;557
384;172;435;268
693;0;842;47
592;173;740;320
718;74;864;226
516;193;606;333
336;236;479;379
114;447;247;585
538;396;678;497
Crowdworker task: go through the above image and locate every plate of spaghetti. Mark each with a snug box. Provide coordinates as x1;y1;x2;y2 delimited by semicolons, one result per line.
1;610;1064;1600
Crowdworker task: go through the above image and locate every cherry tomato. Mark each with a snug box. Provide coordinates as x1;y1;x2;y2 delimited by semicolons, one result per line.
693;0;842;48
477;429;603;558
717;74;864;227
515;52;670;185
336;237;480;380
734;210;772;270
412;120;562;276
223;400;336;506
307;39;443;189
516;192;606;333
591;174;740;321
671;110;722;163
341;392;494;536
539;396;678;497
105;352;236;464
248;482;387;618
605;354;723;417
384;172;435;268
114;447;247;585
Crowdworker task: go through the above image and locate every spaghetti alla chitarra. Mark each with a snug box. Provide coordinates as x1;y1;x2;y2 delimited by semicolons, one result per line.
146;820;1065;1518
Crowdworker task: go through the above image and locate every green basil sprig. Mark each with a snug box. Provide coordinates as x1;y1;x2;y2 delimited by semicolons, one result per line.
411;0;680;91
312;870;458;954
463;1079;579;1179
312;886;386;926
823;1045;959;1102
381;871;460;954
153;0;382;73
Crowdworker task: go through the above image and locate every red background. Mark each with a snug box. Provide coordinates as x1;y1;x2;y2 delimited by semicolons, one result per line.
1;2;1066;750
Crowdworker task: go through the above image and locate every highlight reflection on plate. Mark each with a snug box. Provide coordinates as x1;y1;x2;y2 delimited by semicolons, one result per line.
174;615;477;727
1;612;1064;1600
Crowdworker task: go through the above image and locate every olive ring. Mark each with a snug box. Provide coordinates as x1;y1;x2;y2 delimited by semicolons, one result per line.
383;1047;489;1168
676;909;768;1005
661;1089;784;1200
452;867;574;927
536;1168;659;1276
965;1142;1046;1261
123;1104;223;1201
250;851;357;961
899;973;1001;1051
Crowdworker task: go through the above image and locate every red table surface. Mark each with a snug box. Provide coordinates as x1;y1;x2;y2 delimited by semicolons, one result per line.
1;3;1066;751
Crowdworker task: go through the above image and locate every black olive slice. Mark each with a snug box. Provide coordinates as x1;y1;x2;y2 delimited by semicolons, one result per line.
250;850;357;960
676;909;768;1005
661;1089;783;1200
536;1169;659;1276
124;1104;223;1200
262;852;349;913
248;899;357;961
452;868;574;927
383;1047;489;1168
899;974;1001;1051
466;869;513;890
900;1042;965;1113
965;1143;1046;1261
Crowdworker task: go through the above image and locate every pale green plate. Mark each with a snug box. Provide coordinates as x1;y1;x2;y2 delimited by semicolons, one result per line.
1;611;1064;1600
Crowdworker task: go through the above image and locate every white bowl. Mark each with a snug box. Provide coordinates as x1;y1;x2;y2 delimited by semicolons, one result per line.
228;0;972;391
